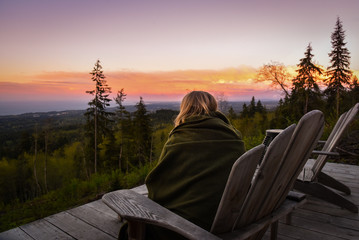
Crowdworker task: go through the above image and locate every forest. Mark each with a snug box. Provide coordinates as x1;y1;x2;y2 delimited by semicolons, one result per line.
0;17;359;232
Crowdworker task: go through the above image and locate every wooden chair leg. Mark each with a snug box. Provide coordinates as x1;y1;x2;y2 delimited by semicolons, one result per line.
317;172;351;195
270;221;278;240
128;220;146;240
285;213;292;225
294;180;358;213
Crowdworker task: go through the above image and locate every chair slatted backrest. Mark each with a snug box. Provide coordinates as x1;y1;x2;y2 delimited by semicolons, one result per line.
211;124;296;234
234;110;324;240
210;144;265;234
312;103;359;180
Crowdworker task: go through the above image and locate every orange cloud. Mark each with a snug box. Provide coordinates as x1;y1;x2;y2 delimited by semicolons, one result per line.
0;66;291;103
106;66;275;101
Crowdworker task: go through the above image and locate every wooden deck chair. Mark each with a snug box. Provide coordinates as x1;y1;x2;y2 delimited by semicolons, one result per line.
295;103;359;213
102;110;324;240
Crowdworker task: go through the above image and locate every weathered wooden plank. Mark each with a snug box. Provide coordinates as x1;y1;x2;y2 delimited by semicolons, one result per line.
263;231;296;240
287;214;359;239
45;211;115;240
322;164;359;175
291;208;359;231
67;202;122;238
302;197;359;221
0;227;33;240
323;163;359;173
19;218;73;240
85;200;118;218
278;222;346;240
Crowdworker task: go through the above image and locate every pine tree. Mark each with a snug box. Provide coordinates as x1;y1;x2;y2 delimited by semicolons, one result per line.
248;96;256;118
114;88;128;170
84;60;114;174
240;103;249;118
227;106;237;120
292;43;323;114
133;97;153;166
325;17;352;118
256;100;265;113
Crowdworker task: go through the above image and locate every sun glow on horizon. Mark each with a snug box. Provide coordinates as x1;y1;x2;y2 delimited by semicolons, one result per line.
2;64;358;106
0;66;287;104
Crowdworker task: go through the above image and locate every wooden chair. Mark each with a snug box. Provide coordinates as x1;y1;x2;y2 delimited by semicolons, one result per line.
102;110;324;240
295;103;359;213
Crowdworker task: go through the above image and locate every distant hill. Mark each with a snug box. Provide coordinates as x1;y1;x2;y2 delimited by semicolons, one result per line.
0;100;278;119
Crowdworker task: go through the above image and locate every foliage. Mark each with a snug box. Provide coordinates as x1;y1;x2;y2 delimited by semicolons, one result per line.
0;164;152;232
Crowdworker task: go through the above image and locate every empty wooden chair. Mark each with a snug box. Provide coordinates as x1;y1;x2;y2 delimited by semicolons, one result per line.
102;110;324;239
295;103;359;213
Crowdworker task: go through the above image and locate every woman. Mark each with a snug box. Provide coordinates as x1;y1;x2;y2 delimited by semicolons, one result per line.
144;91;246;239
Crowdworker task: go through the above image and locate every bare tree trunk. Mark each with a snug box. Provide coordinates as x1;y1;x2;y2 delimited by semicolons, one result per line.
33;125;41;195
119;145;122;171
336;90;340;119
94;99;98;174
80;145;90;180
149;134;154;164
304;90;309;114
44;131;49;193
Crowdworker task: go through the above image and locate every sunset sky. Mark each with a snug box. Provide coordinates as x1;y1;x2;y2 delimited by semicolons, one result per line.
0;0;358;115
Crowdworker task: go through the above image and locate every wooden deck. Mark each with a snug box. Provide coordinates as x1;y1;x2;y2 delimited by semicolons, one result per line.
0;161;358;240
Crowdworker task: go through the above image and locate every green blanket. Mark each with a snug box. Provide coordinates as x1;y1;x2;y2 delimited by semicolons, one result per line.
145;112;245;239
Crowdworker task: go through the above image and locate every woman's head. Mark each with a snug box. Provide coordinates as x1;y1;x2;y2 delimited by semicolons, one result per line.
174;91;218;126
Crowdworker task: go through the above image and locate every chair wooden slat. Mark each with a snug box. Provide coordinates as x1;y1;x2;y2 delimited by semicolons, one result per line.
211;144;265;234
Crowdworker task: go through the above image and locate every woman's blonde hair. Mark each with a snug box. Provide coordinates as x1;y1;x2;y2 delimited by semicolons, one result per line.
174;91;218;126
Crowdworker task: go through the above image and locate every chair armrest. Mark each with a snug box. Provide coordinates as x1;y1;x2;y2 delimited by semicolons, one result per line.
312;150;340;157
102;190;220;240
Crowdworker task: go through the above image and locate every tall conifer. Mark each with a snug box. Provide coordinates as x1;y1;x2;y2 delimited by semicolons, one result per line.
133;97;153;166
292;43;323;114
85;60;114;173
326;17;352;118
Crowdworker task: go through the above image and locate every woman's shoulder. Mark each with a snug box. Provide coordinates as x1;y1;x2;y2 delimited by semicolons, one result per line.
169;111;242;139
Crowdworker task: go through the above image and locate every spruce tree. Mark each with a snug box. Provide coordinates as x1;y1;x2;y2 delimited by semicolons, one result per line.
133;97;153;166
292;43;323;114
241;103;249;118
325;17;352;118
256;100;265;114
114;88;128;170
248;96;256;118
84;60;114;173
227;106;237;120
